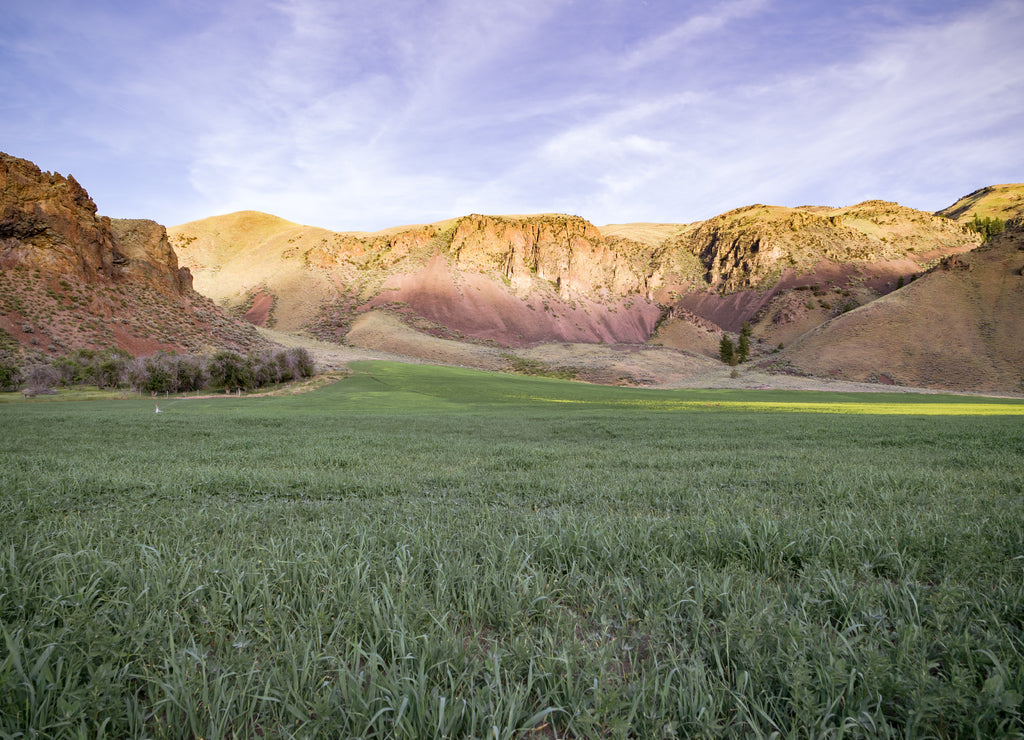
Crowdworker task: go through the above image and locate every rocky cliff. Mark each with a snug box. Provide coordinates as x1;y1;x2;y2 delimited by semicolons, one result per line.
671;201;978;293
0;153;264;358
446;214;646;297
1;154;119;280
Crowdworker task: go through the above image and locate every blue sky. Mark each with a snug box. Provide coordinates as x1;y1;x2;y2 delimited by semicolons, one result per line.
2;0;1022;231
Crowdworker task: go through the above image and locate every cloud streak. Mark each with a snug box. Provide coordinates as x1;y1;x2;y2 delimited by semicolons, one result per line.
0;0;1021;230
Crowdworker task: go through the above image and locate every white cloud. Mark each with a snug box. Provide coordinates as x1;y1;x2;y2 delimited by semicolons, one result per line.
620;0;769;71
2;0;1021;230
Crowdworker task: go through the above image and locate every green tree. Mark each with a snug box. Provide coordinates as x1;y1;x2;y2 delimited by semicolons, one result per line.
737;333;750;363
967;214;1005;241
719;335;735;365
0;357;21;391
737;322;752;363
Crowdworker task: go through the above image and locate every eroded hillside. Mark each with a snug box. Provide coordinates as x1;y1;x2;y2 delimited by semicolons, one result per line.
772;222;1024;393
0;153;265;359
170;198;983;364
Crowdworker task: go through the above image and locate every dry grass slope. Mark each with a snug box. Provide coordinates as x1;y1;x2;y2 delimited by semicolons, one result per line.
937;183;1024;222
777;224;1024;393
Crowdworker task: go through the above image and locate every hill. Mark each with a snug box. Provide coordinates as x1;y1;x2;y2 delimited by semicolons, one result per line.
7;149;1014;394
0;153;265;361
773;222;1024;393
170;201;982;374
171;212;665;347
936;183;1024;223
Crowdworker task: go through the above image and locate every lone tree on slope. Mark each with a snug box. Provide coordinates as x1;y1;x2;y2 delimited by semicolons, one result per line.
719;334;735;365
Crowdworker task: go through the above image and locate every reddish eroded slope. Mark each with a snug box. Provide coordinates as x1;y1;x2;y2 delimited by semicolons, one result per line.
775;224;1024;393
365;253;661;347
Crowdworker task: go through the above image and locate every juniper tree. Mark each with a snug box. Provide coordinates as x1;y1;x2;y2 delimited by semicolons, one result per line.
719;335;735;364
737;322;752;363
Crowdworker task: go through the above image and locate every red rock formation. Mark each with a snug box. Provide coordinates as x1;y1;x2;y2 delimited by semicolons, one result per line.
0;152;264;357
0;153;190;293
446;214;645;298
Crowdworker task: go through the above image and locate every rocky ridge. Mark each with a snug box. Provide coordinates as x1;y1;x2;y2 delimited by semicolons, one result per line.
0;153;265;359
171;198;982;353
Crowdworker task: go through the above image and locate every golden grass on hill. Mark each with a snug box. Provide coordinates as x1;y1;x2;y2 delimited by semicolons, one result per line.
938;184;1024;222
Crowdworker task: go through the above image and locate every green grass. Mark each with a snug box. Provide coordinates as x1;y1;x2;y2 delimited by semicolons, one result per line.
1;362;1023;738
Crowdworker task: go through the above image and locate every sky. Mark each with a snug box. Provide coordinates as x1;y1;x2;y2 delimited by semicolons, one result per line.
2;0;1023;232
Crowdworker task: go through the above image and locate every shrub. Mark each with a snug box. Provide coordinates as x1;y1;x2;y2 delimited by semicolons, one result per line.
25;363;60;391
208;350;256;391
0;357;22;391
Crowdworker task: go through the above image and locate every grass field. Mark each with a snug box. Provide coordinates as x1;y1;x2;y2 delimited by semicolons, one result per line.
2;362;1023;738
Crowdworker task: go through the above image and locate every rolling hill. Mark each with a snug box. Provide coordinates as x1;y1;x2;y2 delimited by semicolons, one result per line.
4;148;1021;394
168;198;993;388
772;221;1024;393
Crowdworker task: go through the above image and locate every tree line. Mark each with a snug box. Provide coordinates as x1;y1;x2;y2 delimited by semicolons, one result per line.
966;214;1005;241
0;347;315;394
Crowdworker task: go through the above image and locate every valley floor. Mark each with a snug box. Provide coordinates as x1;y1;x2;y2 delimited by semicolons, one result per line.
258;326;967;396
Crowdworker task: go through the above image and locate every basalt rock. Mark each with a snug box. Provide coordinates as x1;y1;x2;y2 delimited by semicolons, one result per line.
0;153;187;293
0;152;264;357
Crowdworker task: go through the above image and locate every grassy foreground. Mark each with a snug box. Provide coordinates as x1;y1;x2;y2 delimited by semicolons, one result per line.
1;362;1023;738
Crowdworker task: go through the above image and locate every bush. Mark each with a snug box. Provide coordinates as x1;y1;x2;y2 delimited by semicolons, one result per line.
208;350;256;391
26;346;315;396
52;348;130;389
25;363;60;391
0;357;22;391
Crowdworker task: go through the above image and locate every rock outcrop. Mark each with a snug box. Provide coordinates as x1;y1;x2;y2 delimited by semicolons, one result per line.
0;153;264;357
446;214;645;298
672;201;978;293
0;153;192;293
1;154;119;279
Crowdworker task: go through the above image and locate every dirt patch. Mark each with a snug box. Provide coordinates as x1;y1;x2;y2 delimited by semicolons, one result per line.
243;290;275;326
346;311;507;369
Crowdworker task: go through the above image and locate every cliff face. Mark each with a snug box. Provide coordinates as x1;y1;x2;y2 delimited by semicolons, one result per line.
0;154;118;279
446;214;645;297
0;153;263;357
108;218;191;294
0;153;190;293
674;201;978;292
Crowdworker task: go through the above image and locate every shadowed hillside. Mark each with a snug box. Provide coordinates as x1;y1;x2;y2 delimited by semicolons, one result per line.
773;222;1024;393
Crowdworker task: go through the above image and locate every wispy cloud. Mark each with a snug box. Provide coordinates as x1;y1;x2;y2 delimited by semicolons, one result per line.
1;0;1021;229
620;0;769;71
